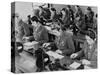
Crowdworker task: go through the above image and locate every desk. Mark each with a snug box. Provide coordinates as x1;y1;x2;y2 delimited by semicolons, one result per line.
46;51;81;69
46;50;93;70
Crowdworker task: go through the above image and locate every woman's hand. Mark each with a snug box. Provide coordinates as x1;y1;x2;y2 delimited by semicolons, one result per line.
70;53;78;59
56;50;62;54
43;43;51;48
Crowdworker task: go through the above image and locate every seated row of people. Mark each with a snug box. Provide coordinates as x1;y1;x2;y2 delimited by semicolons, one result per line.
12;7;97;59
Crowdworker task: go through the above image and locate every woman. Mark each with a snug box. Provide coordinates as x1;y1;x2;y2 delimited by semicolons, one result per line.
28;16;49;45
70;35;97;68
60;8;70;28
44;26;75;56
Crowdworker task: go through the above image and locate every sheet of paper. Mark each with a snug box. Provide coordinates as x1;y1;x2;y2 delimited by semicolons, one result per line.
24;41;38;46
69;62;81;69
81;59;91;65
46;51;64;59
84;65;92;69
23;41;39;50
55;50;62;54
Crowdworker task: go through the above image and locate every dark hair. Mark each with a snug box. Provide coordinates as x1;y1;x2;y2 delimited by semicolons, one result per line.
12;13;15;18
51;8;56;11
31;16;39;22
61;25;66;31
96;13;98;18
76;5;79;8
39;6;43;9
12;13;19;18
39;17;46;25
35;48;44;57
67;5;71;8
27;15;31;18
87;7;92;11
62;8;66;11
48;4;50;8
31;16;44;25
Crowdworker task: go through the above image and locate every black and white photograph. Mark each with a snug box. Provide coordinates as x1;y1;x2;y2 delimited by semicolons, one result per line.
11;2;97;73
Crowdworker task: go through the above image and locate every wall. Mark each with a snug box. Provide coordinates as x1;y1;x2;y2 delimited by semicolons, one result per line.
15;2;97;21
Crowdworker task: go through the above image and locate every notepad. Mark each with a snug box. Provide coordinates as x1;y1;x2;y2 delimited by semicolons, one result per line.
69;62;81;69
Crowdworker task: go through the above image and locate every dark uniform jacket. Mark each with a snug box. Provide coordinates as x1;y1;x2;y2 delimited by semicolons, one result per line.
51;31;75;56
33;24;49;45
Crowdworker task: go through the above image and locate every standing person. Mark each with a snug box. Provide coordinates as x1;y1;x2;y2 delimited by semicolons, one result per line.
85;7;94;29
26;15;33;36
60;8;70;28
74;6;86;35
27;15;32;25
67;5;74;25
74;5;84;20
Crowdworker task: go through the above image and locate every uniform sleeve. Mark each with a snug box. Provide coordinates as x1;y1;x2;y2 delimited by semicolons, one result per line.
62;37;75;55
76;50;84;59
38;27;49;45
68;37;75;52
75;41;87;59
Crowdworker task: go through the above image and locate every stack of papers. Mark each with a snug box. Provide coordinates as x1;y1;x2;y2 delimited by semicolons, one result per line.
46;51;64;59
